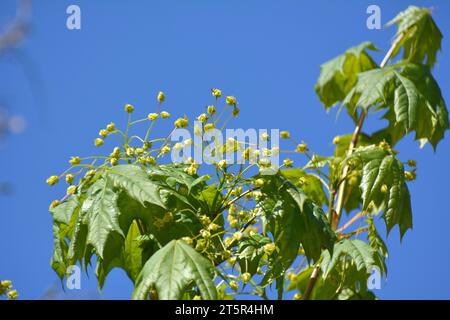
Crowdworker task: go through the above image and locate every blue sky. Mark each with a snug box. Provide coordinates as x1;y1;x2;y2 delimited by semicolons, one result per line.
1;0;449;299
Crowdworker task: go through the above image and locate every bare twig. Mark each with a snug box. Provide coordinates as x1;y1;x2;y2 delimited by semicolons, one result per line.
0;0;32;53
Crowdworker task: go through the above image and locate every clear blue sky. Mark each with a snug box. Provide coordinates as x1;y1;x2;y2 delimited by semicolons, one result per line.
1;0;449;299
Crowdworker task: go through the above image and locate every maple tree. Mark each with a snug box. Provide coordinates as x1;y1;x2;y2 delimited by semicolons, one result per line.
47;6;448;300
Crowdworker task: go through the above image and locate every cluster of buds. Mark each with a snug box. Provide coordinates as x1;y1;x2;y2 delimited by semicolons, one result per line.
0;280;18;299
174;116;189;128
184;157;199;175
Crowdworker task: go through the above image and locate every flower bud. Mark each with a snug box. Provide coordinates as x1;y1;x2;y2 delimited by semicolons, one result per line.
181;237;193;245
233;231;243;241
287;272;297;282
211;88;222;98
110;158;118;166
254;178;265;188
69;156;81;165
217;159;227;169
124;104;134;113
174;117;188;128
226;96;237;106
200;229;211;239
1;280;12;290
85;170;96;178
333;136;341;145
112;147;121;157
229;219;239;229
229;281;239;291
160;111;170;118
106;122;116;132
157;91;165;103
263;243;276;255
185;165;197;175
208;223;219;231
135;148;144;155
207;105;216;115
232;107;240;117
195;239;206;251
293;293;302;300
126;147;135;156
197;113;209;123
94;138;104;147
407;159;417;167
295;143;308;153
143;141;152;150
404;171;416;181
7;289;18;300
67;185;77;195
46;175;59;186
381;184;388;194
260;132;269;141
145;156;156;165
49;200;60;210
379;140;390;150
99;129;109;138
283;158;294;167
241;272;251;283
65;174;74;184
148;113;158;121
204;123;215;131
160;145;171;155
163;212;173;223
280;131;290;139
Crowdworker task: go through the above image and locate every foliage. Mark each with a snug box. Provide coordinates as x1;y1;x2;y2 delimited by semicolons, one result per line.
47;6;447;300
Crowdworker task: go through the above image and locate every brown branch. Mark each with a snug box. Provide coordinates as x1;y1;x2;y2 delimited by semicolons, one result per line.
0;0;32;53
336;211;364;233
301;265;320;300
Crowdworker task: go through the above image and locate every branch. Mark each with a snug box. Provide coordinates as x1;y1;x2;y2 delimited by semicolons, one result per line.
0;0;32;53
334;32;406;223
336;211;364;233
301;265;320;300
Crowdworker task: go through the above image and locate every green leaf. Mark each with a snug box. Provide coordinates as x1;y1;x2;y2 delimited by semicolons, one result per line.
315;42;378;108
132;240;217;300
348;146;412;238
321;239;386;278
281;168;328;206
237;234;272;275
367;216;388;258
121;221;157;282
148;164;211;193
50;195;81;225
82;178;124;261
108;165;166;208
333;133;375;158
387;6;442;67
343;63;449;149
50;223;69;280
258;175;336;265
